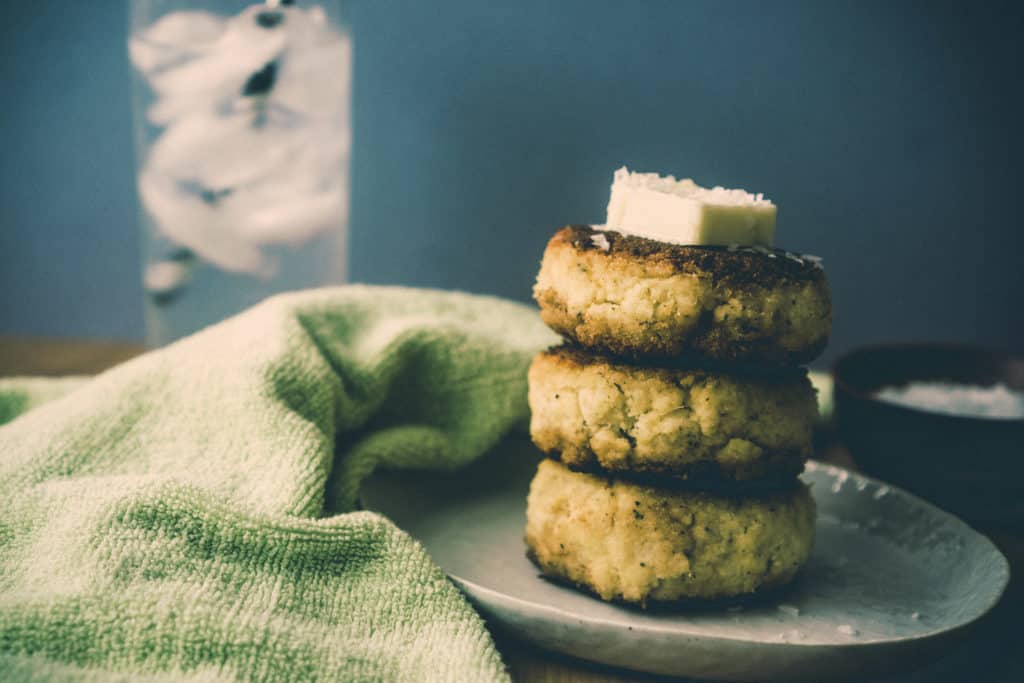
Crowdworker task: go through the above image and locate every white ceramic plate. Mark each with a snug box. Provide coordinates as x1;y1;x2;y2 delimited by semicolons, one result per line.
361;436;1009;681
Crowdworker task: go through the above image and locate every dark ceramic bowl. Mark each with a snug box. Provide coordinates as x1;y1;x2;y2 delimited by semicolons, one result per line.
833;343;1024;523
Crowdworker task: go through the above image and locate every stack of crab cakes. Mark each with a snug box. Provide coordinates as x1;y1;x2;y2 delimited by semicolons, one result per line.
524;224;831;606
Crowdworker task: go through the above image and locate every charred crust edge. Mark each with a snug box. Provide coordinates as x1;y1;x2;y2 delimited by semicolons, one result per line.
555;224;826;288
541;343;812;381
537;452;806;494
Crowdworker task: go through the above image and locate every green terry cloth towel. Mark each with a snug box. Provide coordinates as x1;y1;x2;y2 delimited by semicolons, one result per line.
0;285;559;682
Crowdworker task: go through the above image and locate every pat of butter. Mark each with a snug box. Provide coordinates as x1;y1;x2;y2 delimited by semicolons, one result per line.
605;167;776;247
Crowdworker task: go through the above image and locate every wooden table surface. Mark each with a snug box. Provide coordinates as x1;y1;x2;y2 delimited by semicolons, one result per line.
2;336;1021;682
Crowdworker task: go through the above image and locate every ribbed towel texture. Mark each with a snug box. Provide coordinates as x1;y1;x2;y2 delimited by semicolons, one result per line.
0;285;559;682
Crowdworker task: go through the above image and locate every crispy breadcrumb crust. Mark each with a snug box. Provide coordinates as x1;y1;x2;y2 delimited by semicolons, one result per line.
524;459;815;604
528;346;816;481
533;226;831;365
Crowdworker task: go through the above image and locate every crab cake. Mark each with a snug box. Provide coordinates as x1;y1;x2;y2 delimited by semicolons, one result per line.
528;346;816;482
533;225;831;366
525;459;815;604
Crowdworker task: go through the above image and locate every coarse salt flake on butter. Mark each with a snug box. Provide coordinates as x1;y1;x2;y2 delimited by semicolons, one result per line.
605;166;776;247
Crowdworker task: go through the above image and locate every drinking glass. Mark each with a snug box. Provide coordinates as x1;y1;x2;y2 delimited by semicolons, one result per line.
129;0;351;345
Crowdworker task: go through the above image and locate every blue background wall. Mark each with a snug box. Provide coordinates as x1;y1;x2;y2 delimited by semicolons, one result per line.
1;0;1022;365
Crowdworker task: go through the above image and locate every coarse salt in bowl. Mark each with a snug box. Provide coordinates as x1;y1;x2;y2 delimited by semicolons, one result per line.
873;381;1024;420
832;343;1024;523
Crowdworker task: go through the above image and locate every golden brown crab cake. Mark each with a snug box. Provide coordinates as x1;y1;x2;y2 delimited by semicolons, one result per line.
533;225;831;366
528;346;817;482
524;459;815;604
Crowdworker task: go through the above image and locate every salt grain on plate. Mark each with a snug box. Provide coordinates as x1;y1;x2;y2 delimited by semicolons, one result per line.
777;604;800;617
874;381;1024;420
